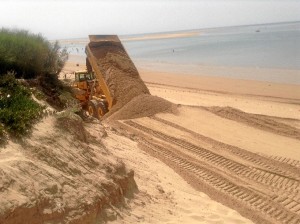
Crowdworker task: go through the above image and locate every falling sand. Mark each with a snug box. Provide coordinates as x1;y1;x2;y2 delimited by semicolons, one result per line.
88;40;174;120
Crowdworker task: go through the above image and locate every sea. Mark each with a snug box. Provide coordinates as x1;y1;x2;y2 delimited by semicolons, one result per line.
61;22;300;84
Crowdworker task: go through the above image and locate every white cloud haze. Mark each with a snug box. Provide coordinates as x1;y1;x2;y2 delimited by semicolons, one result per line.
0;0;299;39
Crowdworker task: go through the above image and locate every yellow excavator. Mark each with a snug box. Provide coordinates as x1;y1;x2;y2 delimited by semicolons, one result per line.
72;35;123;118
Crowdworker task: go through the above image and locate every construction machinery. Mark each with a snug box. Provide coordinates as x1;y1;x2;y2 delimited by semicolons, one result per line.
72;35;124;119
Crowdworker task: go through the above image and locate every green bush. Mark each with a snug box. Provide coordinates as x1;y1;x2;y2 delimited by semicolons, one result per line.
0;73;43;137
0;28;71;110
0;28;68;78
0;28;71;139
0;124;5;144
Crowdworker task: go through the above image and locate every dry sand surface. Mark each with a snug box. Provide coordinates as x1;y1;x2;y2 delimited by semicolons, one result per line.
55;31;200;46
102;128;253;224
121;31;199;42
1;29;299;223
6;56;297;223
0;115;137;223
58;58;300;223
104;64;300;223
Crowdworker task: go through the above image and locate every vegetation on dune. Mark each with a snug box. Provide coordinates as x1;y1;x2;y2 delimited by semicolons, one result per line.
0;28;68;78
0;73;43;140
0;28;70;142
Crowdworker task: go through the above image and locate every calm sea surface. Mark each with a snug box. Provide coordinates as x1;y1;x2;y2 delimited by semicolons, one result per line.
63;22;300;84
123;23;300;70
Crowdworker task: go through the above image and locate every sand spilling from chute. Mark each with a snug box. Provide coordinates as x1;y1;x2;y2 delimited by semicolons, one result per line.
89;42;175;119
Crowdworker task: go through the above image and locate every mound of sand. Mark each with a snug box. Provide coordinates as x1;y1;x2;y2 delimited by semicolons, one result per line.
89;41;174;119
0;116;137;223
108;94;175;120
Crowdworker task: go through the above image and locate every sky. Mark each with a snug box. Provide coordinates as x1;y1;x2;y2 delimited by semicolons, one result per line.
0;0;299;40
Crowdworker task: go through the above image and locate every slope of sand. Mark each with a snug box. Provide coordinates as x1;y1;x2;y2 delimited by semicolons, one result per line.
0;116;137;223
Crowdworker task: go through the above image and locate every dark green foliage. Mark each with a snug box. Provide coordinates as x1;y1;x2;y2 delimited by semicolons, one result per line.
0;28;70;111
0;73;43;137
0;28;68;78
37;73;65;110
0;124;5;145
0;28;70;140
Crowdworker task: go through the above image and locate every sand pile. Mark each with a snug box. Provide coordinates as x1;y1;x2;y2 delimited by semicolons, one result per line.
89;41;174;119
0;116;137;223
109;94;174;120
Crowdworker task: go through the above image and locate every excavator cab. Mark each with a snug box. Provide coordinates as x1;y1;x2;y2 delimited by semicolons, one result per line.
74;71;95;90
72;70;94;105
73;70;108;118
75;72;94;81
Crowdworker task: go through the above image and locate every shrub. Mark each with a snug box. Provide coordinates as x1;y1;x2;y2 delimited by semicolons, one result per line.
0;28;68;79
37;73;64;109
0;73;43;137
0;28;71;110
0;124;5;144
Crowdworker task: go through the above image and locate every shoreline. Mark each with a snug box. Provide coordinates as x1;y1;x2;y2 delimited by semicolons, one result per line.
134;60;300;85
64;56;300;101
121;31;199;41
139;68;300;101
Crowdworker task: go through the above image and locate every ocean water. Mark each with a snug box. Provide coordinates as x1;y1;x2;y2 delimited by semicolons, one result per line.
123;22;300;70
62;22;300;84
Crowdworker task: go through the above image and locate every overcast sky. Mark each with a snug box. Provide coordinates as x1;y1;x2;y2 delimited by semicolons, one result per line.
0;0;299;40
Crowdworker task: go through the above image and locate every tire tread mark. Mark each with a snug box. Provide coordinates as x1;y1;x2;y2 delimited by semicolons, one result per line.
125;120;300;193
139;139;300;224
151;117;300;176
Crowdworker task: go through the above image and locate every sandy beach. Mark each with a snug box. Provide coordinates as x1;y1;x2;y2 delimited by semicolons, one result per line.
121;31;200;41
117;63;300;224
61;54;300;223
1;50;299;223
1;1;300;222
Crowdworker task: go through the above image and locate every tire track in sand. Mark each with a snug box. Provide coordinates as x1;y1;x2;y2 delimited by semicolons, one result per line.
139;139;300;224
150;116;300;178
264;155;300;169
118;119;300;224
125;120;300;198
